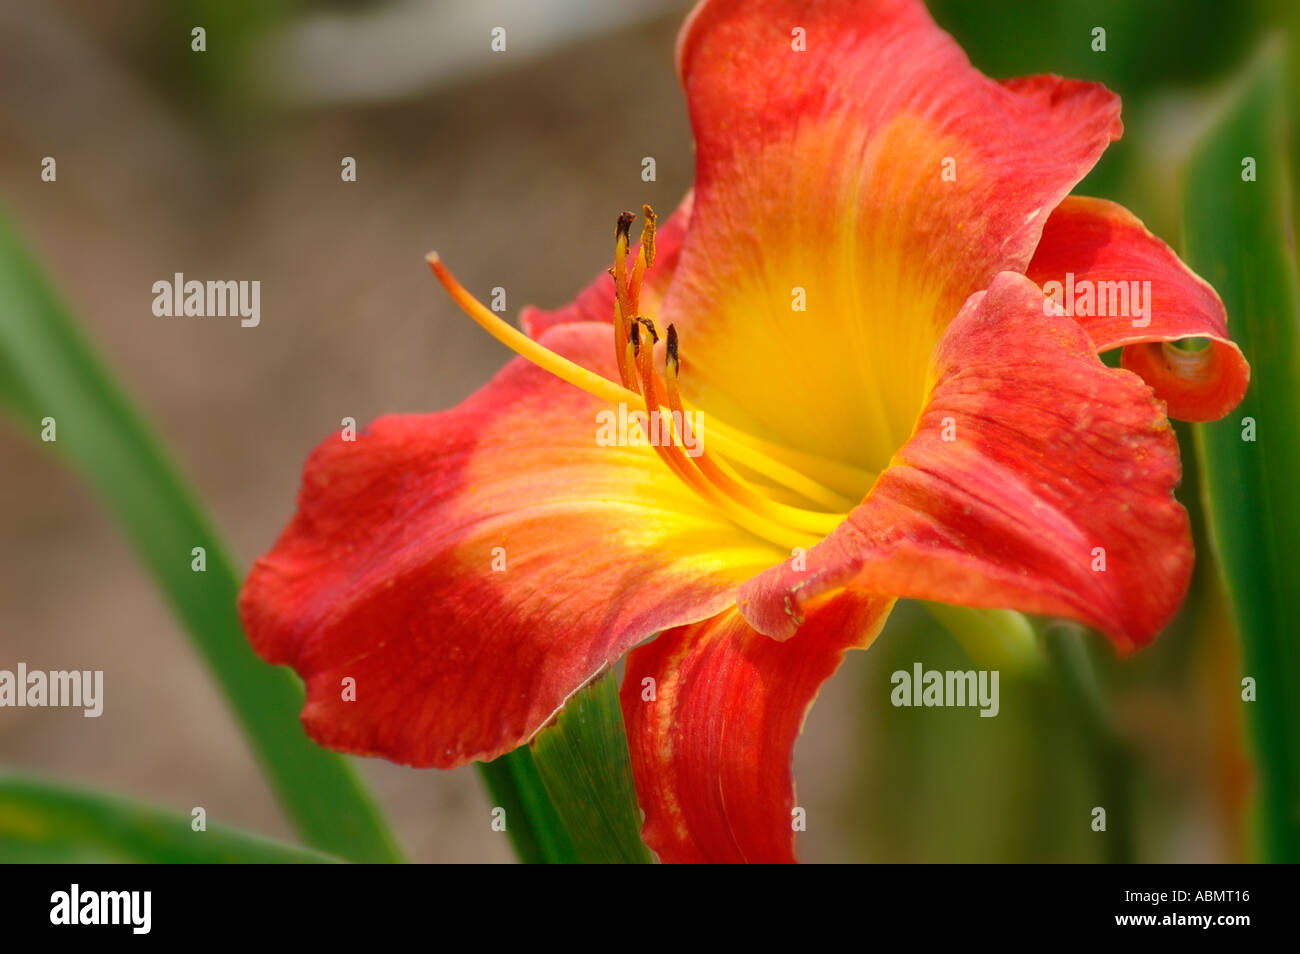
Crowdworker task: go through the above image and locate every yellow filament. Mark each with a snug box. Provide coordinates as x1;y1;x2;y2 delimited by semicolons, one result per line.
613;298;634;389
686;413;875;504
613;213;634;328
660;350;843;535
630;331;819;550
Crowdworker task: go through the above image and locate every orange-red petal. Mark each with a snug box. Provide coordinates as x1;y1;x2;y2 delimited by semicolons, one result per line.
659;0;1123;472
621;591;893;863
239;322;784;768
1026;195;1249;421
739;271;1191;652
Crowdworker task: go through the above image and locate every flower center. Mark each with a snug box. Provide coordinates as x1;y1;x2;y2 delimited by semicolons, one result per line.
427;207;863;551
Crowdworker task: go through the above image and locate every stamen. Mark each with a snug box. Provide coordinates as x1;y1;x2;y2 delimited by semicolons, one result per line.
628;204;657;310
612;295;634;389
613;212;635;326
624;336;641;397
427;246;854;547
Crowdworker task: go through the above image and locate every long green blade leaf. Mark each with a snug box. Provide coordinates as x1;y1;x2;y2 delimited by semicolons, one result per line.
1183;47;1300;862
0;210;401;863
0;773;337;863
530;672;653;863
477;750;580;864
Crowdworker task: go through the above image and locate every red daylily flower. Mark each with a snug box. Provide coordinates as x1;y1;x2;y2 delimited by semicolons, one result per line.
239;0;1249;863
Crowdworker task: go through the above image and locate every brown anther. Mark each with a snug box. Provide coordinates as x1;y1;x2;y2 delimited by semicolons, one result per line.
616;211;636;242
629;320;642;356
666;324;679;374
634;316;659;343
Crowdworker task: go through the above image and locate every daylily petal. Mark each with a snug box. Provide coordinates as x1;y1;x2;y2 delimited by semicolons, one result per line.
1026;195;1250;421
239;322;785;768
519;193;694;339
739;271;1191;652
661;0;1122;475
621;591;893;863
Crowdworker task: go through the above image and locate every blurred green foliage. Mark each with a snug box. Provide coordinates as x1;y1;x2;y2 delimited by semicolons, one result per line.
0;774;337;863
1186;48;1300;862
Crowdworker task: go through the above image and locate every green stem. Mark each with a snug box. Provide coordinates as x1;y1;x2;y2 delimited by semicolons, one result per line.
1042;622;1138;864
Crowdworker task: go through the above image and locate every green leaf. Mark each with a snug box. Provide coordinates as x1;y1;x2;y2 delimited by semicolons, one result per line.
530;671;653;863
1183;45;1300;862
0;773;337;863
0;209;401;863
477;671;652;864
477;749;580;864
1040;624;1138;865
